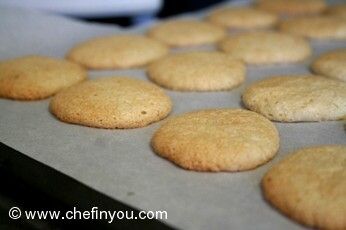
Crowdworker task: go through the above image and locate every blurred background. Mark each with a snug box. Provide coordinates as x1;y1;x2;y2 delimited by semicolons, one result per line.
0;0;228;27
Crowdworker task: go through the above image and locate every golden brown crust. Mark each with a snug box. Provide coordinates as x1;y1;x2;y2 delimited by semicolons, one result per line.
152;109;279;172
279;16;346;40
262;145;346;230
256;0;326;16
147;19;226;47
311;49;346;82
242;75;346;122
0;55;86;100
50;77;172;129
218;31;311;64
66;35;169;69
147;51;245;91
207;7;278;29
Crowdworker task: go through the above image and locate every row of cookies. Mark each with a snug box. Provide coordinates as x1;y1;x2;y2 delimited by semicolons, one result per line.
1;52;345;121
0;1;345;230
0;32;345;100
0;30;345;99
65;18;346;69
145;6;346;48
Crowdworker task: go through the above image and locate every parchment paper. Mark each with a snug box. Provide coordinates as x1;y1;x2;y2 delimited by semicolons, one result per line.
0;2;345;229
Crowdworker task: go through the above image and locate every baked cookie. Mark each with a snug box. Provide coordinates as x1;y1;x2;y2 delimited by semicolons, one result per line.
207;7;278;30
256;0;326;16
50;77;172;129
242;75;346;122
66;35;168;69
262;145;346;230
0;55;86;100
147;51;245;91
311;49;346;82
326;4;346;18
279;16;346;40
151;109;279;172
219;32;311;64
147;19;226;47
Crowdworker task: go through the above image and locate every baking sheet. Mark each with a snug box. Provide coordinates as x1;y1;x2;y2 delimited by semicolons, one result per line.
0;2;346;229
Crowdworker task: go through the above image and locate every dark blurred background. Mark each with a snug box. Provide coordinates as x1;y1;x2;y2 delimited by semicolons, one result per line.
86;0;227;26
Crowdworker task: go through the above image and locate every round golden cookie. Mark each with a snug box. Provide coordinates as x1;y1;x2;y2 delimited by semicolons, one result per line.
256;0;326;16
207;7;278;30
0;55;86;100
311;49;346;82
219;32;311;64
242;75;346;122
147;51;245;91
151;109;279;172
66;35;169;69
262;145;346;230
326;4;346;18
50;77;172;129
147;19;226;47
279;16;346;40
